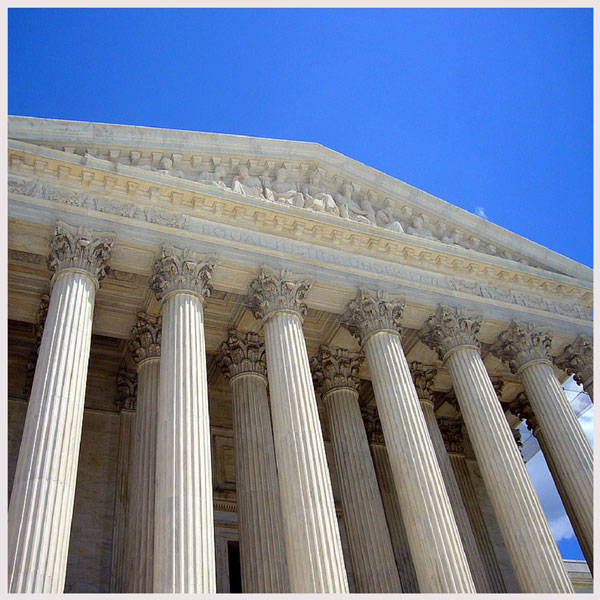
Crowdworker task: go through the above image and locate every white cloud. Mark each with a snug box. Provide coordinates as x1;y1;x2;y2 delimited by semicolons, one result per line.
549;514;576;542
474;206;488;219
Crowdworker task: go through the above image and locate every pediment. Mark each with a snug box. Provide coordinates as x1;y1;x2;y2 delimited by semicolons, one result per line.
8;116;591;283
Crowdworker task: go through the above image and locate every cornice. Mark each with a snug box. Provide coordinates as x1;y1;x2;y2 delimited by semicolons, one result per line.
8;123;592;284
8;145;592;303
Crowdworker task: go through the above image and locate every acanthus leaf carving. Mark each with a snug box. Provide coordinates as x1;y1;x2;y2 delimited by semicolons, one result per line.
510;391;539;433
47;220;115;283
361;406;385;445
554;334;593;388
437;417;465;455
149;244;215;302
490;320;552;374
409;362;437;403
216;330;267;380
310;346;363;397
128;312;161;364
246;266;313;321
116;367;137;411
341;288;406;345
418;304;482;361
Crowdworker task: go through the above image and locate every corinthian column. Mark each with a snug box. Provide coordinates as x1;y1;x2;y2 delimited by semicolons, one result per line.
555;334;594;402
8;221;114;593
246;267;348;592
410;362;492;592
341;289;475;593
437;418;507;593
125;313;161;592
110;369;137;593
419;306;573;592
361;407;419;592
149;245;216;593
491;320;593;574
511;389;593;573
216;330;289;593
311;347;401;593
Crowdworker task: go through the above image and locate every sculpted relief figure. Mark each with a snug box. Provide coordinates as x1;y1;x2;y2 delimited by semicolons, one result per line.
301;169;339;215
374;196;404;232
335;183;372;224
197;164;230;191
406;213;435;240
232;165;265;199
264;168;305;207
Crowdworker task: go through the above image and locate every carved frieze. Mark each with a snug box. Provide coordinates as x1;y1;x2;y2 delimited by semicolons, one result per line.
246;266;313;321
8;166;592;321
149;244;215;301
48;220;114;283
341;288;406;345
216;330;267;380
490;320;552;374
128;312;161;364
419;304;482;361
554;334;593;388
310;346;363;397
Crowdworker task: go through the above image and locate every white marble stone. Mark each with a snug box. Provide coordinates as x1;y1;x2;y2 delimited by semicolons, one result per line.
216;331;289;593
247;267;349;593
150;246;216;593
312;347;401;593
420;305;574;593
342;289;475;593
8;221;114;593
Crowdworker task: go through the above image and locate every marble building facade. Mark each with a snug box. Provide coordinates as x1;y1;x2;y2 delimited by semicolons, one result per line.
7;116;593;593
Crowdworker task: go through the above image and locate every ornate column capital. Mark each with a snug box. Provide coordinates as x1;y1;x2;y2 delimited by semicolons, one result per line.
149;244;215;302
418;304;482;361
510;392;539;434
128;312;162;364
48;220;115;285
438;418;465;455
341;288;406;345
490;320;552;374
246;266;313;322
116;367;137;411
410;362;437;404
311;346;363;397
554;334;593;388
361;406;385;445
216;330;267;381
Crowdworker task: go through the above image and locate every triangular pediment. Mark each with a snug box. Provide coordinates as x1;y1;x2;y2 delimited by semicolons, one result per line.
8;116;591;283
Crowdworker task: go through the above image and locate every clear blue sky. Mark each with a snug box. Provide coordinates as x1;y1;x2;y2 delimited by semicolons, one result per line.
8;8;593;563
8;8;592;268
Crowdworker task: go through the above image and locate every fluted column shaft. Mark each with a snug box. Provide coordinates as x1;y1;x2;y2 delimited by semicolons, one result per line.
153;291;215;592
8;270;97;593
262;310;348;592
364;331;475;592
448;451;506;592
419;399;492;592
324;387;401;592
110;408;136;592
126;357;160;592
230;372;289;592
518;360;593;567
369;443;419;592
445;346;573;592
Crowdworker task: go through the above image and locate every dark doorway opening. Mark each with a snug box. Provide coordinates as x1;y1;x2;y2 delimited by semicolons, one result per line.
227;540;242;593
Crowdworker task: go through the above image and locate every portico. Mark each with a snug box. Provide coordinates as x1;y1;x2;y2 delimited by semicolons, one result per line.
7;117;592;593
